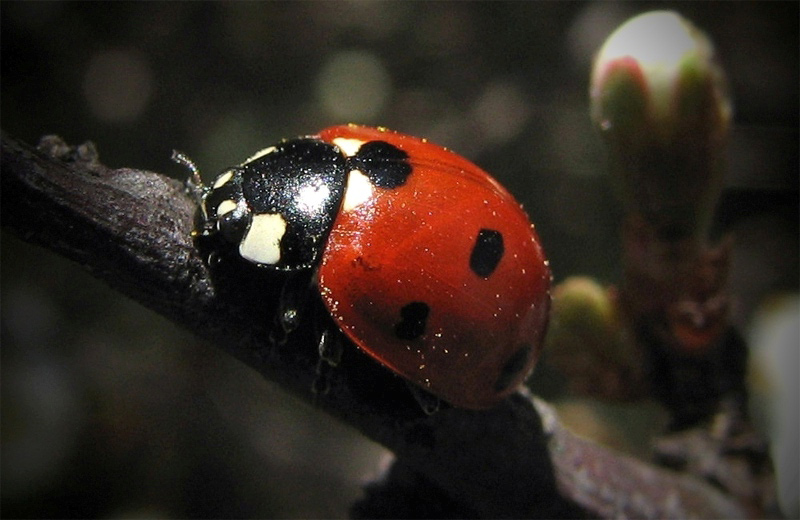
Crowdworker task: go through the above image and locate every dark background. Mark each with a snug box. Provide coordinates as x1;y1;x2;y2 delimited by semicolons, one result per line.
2;2;797;518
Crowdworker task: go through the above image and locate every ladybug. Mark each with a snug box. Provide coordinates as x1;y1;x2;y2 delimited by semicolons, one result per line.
179;124;551;410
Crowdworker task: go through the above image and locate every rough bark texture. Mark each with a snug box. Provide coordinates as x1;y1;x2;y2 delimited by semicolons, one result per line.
1;134;752;518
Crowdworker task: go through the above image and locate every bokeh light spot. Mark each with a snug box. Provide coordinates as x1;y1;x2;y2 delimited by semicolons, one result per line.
316;50;391;121
83;48;153;123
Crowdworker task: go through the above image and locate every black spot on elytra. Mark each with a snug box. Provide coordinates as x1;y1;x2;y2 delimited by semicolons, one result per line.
470;229;504;278
394;301;430;341
494;344;532;393
348;140;412;189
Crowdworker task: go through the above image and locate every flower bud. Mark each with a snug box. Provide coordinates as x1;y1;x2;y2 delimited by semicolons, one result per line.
590;11;731;239
544;277;646;400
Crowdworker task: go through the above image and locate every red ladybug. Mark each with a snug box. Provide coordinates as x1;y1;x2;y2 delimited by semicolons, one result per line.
184;124;551;410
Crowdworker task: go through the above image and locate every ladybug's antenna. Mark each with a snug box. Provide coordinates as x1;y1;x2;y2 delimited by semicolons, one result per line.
172;149;206;204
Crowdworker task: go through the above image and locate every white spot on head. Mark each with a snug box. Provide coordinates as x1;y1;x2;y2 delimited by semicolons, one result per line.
239;213;287;265
332;137;366;157
216;199;238;217
241;146;277;165
342;169;373;211
212;170;234;189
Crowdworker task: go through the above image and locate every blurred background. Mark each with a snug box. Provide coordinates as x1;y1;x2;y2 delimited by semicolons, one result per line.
2;2;797;517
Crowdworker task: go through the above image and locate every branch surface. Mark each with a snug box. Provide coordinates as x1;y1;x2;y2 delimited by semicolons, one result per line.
0;134;748;519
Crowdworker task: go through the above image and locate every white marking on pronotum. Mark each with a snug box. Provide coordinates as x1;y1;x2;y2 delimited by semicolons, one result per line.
241;146;277;165
212;170;234;189
297;182;331;214
239;213;287;265
342;169;373;211
332;137;365;157
215;199;238;217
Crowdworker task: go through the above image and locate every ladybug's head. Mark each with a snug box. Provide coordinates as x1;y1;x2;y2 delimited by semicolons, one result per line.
182;138;348;272
202;167;252;250
173;149;253;257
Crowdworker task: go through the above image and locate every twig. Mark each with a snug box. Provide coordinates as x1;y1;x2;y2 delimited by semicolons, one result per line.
0;133;749;518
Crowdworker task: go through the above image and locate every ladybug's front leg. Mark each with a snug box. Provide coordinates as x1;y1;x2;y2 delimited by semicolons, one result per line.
270;272;312;346
405;382;441;415
312;328;343;398
270;271;344;400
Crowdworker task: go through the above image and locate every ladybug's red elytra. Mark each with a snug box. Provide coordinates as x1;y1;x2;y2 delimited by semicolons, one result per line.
184;124;551;410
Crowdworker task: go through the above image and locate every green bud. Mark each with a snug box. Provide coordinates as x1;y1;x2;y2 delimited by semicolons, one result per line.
590;11;731;239
544;277;646;400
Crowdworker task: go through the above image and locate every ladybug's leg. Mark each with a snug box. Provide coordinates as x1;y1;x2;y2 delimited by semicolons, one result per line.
312;328;343;398
317;328;343;367
406;383;441;415
270;272;312;346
